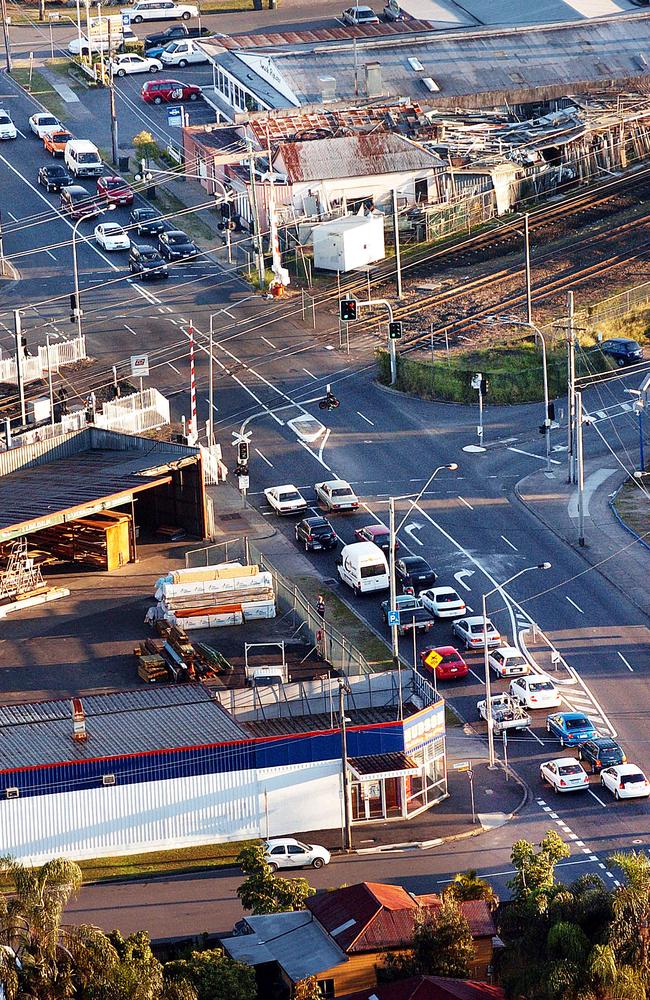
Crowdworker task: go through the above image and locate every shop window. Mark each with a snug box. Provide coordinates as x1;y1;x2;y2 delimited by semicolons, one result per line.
317;980;334;999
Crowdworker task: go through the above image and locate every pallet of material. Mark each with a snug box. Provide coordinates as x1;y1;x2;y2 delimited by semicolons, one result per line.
161;587;274;611
138;654;168;683
155;572;272;603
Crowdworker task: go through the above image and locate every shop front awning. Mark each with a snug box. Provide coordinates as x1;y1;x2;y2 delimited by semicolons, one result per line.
349;752;421;781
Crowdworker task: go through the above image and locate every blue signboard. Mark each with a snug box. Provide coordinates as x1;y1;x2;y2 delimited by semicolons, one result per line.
167;105;183;128
121;11;130;25
387;610;400;627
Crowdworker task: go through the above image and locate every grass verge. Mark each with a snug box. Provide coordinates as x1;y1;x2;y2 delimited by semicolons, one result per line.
613;478;650;543
152;186;219;246
10;65;66;119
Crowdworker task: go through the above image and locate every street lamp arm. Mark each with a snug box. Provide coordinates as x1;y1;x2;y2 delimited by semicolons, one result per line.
394;462;458;535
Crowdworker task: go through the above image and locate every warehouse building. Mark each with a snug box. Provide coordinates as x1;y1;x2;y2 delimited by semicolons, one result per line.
0;673;445;865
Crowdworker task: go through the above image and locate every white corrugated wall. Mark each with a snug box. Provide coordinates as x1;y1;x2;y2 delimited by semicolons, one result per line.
258;760;341;840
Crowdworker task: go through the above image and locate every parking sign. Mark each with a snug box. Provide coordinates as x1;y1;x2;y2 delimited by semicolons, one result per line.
387;610;400;627
167;106;183;128
121;11;130;25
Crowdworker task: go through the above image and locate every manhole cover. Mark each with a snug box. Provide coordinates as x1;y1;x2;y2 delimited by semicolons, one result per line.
323;578;337;586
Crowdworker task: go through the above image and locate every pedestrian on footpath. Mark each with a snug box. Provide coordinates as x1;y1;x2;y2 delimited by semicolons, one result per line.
317;594;325;619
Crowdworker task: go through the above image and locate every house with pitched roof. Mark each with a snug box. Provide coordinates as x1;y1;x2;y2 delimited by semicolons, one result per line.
341;976;506;1000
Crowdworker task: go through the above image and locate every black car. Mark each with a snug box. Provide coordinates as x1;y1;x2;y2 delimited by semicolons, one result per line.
295;515;337;552
128;243;169;280
130;207;171;237
143;23;210;48
598;338;643;367
578;737;626;774
38;163;72;192
395;555;437;592
159;229;198;260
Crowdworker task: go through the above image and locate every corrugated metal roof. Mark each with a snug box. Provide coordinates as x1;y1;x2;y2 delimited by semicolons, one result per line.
0;686;248;770
342;976;506;1000
206;20;435;51
276;133;442;182
245;104;425;144
224;911;348;982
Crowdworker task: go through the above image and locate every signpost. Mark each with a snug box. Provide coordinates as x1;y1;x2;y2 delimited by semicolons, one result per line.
453;760;476;823
423;648;443;671
387;609;400;627
167;105;186;129
471;372;484;445
130;353;149;391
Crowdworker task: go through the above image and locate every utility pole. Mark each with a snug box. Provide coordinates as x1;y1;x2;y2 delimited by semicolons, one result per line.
13;310;26;426
0;0;12;73
46;336;55;428
388;497;399;673
0;207;5;274
576;389;586;547
339;681;352;852
107;19;118;165
246;139;265;289
524;212;532;325
392;188;403;300
208;320;214;446
566;291;577;484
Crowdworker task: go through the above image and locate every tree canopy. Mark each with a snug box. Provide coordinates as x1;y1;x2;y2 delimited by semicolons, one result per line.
236;845;315;915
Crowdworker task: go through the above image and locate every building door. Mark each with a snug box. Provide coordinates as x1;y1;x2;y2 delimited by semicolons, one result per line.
415;178;428;203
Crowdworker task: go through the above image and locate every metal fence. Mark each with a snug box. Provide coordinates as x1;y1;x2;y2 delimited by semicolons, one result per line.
0;337;87;385
94;388;170;434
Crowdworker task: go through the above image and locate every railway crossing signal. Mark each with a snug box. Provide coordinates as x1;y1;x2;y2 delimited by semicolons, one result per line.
340;298;358;322
389;321;403;341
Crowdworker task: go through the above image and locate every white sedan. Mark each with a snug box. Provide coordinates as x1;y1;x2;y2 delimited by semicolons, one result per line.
489;645;530;678
0;109;17;140
110;53;163;76
600;763;650;800
509;673;561;710
94;222;130;251
314;479;359;512
341;5;380;23
419;586;466;619
451;616;501;650
29;113;62;138
264;484;308;516
264;837;330;871
540;757;589;794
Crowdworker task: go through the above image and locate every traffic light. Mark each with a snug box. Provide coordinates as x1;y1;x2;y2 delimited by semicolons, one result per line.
70;293;78;324
237;440;249;466
547;402;555;422
479;375;488;397
388;321;403;341
340;298;358;322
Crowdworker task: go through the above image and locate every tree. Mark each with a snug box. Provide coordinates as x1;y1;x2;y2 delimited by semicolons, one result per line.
608;850;650;970
164;948;255;1000
236;846;315;915
445;869;498;909
132;130;159;165
294;976;324;1000
380;900;474;982
509;830;570;901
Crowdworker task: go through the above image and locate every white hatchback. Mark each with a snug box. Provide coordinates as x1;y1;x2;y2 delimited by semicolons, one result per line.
509;673;561;709
419;586;466;619
600;764;650;800
540;757;589;794
264;838;330;871
111;53;163;76
94;222;130;251
0;109;17;140
29;113;62;138
489;645;530;678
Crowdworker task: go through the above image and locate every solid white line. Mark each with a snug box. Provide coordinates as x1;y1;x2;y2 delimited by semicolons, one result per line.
357;411;375;426
458;495;474;510
255;448;273;468
508;446;561;466
526;726;544;746
303;368;317;379
566;596;584;614
45;249;57;261
318;428;331;465
501;535;518;551
299;439;331;471
167;362;180;374
618;652;634;672
124;324;138;337
587;790;608;808
7;211;17;221
261;337;276;349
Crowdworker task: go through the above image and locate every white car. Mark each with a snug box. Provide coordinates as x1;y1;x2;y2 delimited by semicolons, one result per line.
264;837;331;871
68;29;137;55
600;763;650;800
451;616;501;650
110;53;163;76
540;757;590;794
160;39;208;66
264;484;308;516
0;109;17;140
314;479;359;512
341;5;380;23
489;645;530;678
124;2;199;23
419;586;466;619
509;673;561;710
29;113;62;138
94;222;130;251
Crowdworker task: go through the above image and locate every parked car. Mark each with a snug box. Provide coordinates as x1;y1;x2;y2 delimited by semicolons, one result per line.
381;594;435;636
294;515;337;552
29;113;62;138
383;0;404;18
130;206;169;236
452;615;500;650
60;184;102;219
94;222;130;251
578;737;626;774
264;838;330;871
43;128;73;156
264;484;307;516
128;242;169;279
600;763;650;800
395;555;436;592
0;109;17;140
141;78;202;103
38;163;72;191
341;5;379;23
546;712;597;747
477;693;531;733
353;524;396;553
160;39;208;66
68;28;137;54
110;53;163;75
124;1;200;23
144;22;210;48
488;645;530;678
420;645;468;682
158;229;198;259
97;175;134;206
598;337;643;366
314;479;359;512
540;757;590;794
509;673;561;710
418;586;465;619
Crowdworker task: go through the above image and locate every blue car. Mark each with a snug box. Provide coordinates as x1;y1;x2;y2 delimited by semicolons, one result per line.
546;712;597;747
144;44;167;59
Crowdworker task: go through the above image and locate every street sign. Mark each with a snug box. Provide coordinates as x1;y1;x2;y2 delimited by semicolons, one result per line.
387;610;400;627
238;475;250;491
423;648;443;671
121;11;131;24
453;761;470;772
130;354;149;378
167;106;184;128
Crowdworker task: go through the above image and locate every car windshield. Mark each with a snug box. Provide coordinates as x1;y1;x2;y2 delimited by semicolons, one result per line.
52;131;69;139
142;251;161;261
360;563;386;579
40;116;58;125
136;209;155;219
530;681;554;692
168;233;189;244
331;487;353;497
438;593;458;603
78;152;99;163
104;179;125;189
0;115;10;124
311;524;331;535
440;652;460;665
623;773;645;784
166;42;180;51
558;764;583;776
280;490;301;501
470;622;492;634
105;225;124;234
49;166;67;175
565;717;590;729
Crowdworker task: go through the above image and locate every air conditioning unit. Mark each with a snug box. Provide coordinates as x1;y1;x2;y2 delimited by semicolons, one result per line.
6;787;19;799
102;774;116;786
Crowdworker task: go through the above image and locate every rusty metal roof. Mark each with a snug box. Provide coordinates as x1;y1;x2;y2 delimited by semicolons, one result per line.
245;104;425;145
217;20;435;50
342;977;506;1000
276;133;442;182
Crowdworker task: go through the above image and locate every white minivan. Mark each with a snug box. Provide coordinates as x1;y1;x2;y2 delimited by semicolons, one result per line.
64;139;102;177
337;541;389;596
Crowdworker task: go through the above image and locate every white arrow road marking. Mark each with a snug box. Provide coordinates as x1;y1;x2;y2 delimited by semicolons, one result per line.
454;569;475;591
508;446;561;465
404;523;424;546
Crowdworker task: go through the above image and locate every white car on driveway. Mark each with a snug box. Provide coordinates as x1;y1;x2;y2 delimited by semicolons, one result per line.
314;479;359;512
489;645;530;678
264;837;330;871
600;763;650;800
264;484;308;516
0;109;17;140
94;222;130;251
540;757;590;794
160;39;208;66
452;616;501;650
419;586;466;619
29;113;62;138
341;5;380;23
110;53;163;76
509;673;561;710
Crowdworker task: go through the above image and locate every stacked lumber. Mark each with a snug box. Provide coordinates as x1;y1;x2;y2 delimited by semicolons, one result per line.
134;625;232;683
149;563;275;631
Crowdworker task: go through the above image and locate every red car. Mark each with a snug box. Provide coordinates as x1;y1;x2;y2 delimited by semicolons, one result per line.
97;175;134;206
420;645;468;682
353;524;399;554
141;79;202;104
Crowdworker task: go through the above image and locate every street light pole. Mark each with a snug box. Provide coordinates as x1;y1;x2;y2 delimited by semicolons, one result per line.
576;389;586;546
72;207;113;349
494;317;552;471
524;212;532;325
339;680;352;852
482;562;551;768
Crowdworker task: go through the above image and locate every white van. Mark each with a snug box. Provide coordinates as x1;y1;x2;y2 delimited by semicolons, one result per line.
65;139;102;178
336;541;389;596
123;2;199;23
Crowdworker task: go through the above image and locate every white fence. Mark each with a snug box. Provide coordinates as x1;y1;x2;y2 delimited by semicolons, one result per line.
94;388;170;434
16;410;87;447
200;443;226;484
0;338;87;385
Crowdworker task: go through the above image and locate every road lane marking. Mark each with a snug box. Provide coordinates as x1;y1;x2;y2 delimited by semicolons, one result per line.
124;324;137;337
587;791;607;808
527;727;544;746
357;411;375;426
261;337;276;349
565;596;584;614
302;368;317;379
45;249;57;261
508;446;561;465
501;535;518;551
458;495;474;510
167;362;180;374
7;211;18;221
618;652;634;672
255;448;273;468
576;840;585;846
299;439;331;472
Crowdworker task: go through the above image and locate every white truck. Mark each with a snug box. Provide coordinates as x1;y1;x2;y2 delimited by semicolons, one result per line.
477;693;531;733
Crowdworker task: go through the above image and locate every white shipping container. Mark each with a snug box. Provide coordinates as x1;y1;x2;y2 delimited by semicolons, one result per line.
312;214;385;272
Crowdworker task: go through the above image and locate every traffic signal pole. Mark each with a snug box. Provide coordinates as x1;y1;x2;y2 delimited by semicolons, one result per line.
340;296;398;384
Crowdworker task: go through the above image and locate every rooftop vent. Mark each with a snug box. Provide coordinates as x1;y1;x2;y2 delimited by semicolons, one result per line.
421;78;440;92
365;62;383;99
319;76;336;102
71;697;88;743
636;53;648;69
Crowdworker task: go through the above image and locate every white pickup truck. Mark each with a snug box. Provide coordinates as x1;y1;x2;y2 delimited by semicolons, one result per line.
477;693;531;733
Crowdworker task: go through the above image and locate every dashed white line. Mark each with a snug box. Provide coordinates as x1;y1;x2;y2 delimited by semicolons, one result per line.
261;337;277;349
458;495;474;510
302;368;317;380
167;362;180;375
617;652;634;672
549;812;559;819
255;448;273;468
124;324;138;337
357;411;375;426
576;841;585;847
566;596;584;614
501;535;518;551
587;791;607;808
